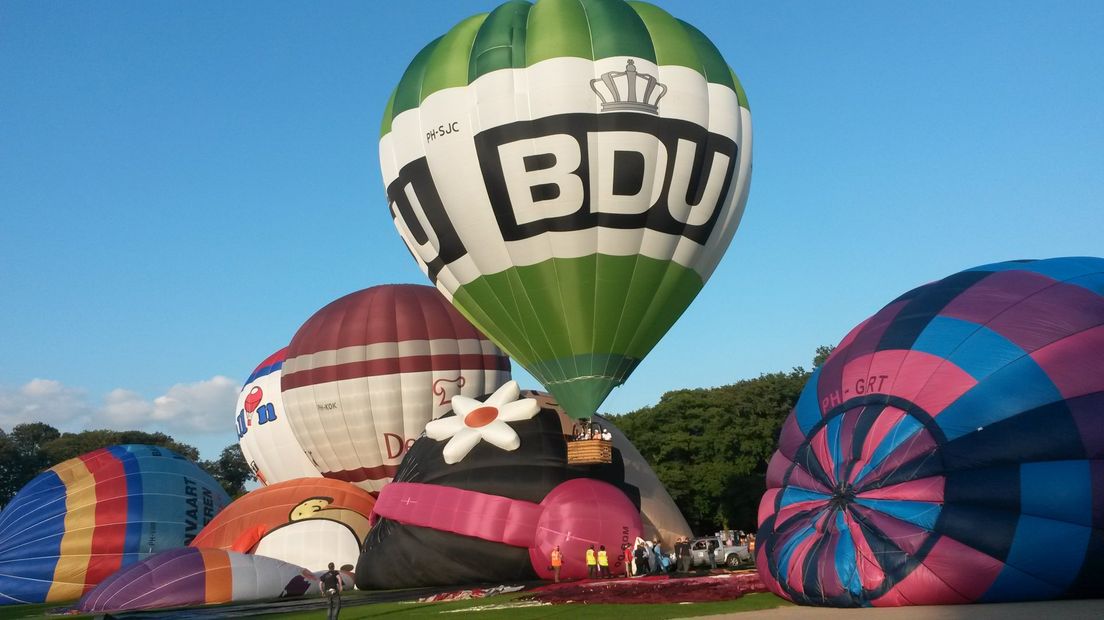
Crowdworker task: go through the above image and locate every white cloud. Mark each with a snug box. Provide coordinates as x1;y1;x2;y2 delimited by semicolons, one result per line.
0;379;95;429
0;377;240;437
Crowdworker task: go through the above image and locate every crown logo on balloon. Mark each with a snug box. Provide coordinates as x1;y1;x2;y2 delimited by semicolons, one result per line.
590;59;667;114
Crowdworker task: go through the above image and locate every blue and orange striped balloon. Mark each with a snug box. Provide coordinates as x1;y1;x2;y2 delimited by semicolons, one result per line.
0;445;230;605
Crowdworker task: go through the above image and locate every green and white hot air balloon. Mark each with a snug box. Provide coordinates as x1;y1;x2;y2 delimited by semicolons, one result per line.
381;0;752;419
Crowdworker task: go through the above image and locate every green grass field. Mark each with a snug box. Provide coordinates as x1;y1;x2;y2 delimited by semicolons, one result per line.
258;591;790;620
0;592;790;619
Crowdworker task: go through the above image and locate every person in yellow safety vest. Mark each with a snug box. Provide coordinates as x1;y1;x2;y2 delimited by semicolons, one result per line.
550;545;563;583
585;545;597;579
597;545;610;578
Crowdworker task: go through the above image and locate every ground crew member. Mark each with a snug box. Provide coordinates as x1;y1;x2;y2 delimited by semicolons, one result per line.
550;545;563;583
597;545;610;578
586;545;597;579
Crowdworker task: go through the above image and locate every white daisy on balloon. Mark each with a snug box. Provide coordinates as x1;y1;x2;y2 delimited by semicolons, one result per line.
424;381;540;464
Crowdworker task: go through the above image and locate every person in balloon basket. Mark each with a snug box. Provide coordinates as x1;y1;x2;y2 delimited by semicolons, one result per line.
550;545;563;583
597;545;611;578
586;545;598;579
320;562;342;620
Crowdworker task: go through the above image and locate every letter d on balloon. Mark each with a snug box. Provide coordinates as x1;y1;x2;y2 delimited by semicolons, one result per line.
384;433;405;459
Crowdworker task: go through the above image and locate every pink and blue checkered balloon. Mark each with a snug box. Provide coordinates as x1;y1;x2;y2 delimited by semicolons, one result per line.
757;257;1104;607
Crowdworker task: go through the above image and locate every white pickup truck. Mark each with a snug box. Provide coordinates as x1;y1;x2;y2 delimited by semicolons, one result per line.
689;536;753;568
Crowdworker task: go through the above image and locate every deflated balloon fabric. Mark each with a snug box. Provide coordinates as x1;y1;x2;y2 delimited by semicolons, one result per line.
77;547;329;612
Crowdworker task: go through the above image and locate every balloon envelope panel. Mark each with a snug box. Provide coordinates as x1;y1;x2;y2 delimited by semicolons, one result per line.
281;284;511;493
235;348;321;485
381;0;752;419
77;547;315;612
190;477;375;571
0;445;231;605
757;257;1104;607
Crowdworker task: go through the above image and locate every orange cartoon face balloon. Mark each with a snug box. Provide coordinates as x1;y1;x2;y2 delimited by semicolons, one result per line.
190;478;375;571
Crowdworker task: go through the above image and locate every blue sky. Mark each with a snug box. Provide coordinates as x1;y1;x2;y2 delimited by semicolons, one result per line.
2;0;1101;460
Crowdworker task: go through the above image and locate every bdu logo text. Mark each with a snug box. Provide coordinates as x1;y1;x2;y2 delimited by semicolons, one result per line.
387;113;738;280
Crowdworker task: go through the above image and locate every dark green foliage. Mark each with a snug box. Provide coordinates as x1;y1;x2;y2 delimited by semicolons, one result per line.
611;368;812;534
199;444;254;498
813;345;836;369
40;429;200;466
0;423;61;506
0;424;251;507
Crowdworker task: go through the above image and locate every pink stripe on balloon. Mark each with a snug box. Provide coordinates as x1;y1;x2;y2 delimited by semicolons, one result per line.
872;535;1002;606
776;500;829;529
835;316;874;353
819;301;910;414
373;482;543;547
844;511;885;592
855;429;937;488
909;361;979;417
837;408;861;472
766;451;792;489
872;560;970;607
809;427;837;485
850;406;906;484
785;523;823;590
818;525;846;599
787;464;832;495
941;271;1055;329
759;489;781;529
851;505;931;556
840;351;976;416
778;414;806;459
1030;324;1104;399
857;476;944;503
984;281;1104;352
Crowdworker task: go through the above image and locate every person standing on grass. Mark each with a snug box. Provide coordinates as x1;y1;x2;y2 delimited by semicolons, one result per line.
320;562;343;620
623;544;634;577
550;545;563;583
586;545;598;579
597;545;610;578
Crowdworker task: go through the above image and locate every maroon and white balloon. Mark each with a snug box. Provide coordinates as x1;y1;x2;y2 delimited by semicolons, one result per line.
280;284;511;493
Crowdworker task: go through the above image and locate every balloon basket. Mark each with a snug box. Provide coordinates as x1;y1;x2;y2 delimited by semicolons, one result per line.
566;439;613;465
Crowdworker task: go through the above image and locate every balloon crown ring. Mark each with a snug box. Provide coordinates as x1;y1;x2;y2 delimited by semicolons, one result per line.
590;59;667;114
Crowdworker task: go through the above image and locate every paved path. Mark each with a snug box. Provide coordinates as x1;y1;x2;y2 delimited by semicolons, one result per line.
704;598;1104;620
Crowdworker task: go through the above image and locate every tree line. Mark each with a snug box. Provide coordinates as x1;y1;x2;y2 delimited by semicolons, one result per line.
1;345;834;528
0;423;255;507
611;346;833;535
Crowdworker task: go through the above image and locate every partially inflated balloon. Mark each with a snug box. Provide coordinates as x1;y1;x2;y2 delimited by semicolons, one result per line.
382;0;752;418
191;478;375;572
757;257;1104;607
77;548;342;612
281;284;511;492
522;389;691;543
0;445;230;605
357;385;642;590
235;348;321;485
